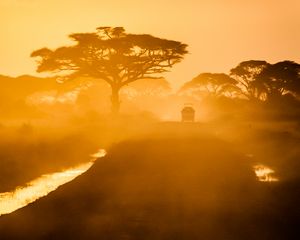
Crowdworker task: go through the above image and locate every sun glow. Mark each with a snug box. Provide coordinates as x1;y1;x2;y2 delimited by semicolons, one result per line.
0;149;106;216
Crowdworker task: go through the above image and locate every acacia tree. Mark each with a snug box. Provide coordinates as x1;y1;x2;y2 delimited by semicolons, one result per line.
180;73;239;98
31;27;188;114
230;60;269;100
256;61;300;101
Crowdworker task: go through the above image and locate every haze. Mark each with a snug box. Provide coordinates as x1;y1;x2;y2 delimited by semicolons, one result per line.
1;0;300;88
0;1;300;239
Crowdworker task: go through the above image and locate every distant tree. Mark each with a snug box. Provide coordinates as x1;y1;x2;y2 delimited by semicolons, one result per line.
123;77;171;98
230;60;269;100
31;27;188;114
256;61;300;101
180;73;239;98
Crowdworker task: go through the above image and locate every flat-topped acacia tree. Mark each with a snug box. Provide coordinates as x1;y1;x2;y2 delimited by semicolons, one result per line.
31;27;188;114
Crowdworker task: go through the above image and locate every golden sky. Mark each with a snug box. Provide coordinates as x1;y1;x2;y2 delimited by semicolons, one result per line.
0;0;299;88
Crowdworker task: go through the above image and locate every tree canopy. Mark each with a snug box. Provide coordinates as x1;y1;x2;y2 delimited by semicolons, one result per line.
230;60;269;100
180;60;300;104
31;26;188;113
256;61;300;101
180;73;239;98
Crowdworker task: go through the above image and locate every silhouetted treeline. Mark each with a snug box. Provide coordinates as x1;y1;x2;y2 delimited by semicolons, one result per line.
0;74;172;120
179;60;300;121
181;60;300;103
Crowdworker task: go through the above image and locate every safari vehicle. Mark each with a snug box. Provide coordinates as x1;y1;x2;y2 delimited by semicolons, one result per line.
181;104;195;122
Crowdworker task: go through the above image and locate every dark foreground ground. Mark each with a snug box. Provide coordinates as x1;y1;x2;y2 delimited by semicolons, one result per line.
0;128;300;240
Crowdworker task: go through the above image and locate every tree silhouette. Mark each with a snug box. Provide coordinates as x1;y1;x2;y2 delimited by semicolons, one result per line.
180;73;239;98
230;60;269;101
256;61;300;101
31;27;188;114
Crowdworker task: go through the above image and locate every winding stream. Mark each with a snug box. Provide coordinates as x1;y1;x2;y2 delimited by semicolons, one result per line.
0;149;106;216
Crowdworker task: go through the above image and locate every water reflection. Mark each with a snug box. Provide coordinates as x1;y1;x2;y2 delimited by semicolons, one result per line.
0;149;106;216
254;164;279;182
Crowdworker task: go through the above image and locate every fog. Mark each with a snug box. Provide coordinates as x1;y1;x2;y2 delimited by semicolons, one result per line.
0;62;300;239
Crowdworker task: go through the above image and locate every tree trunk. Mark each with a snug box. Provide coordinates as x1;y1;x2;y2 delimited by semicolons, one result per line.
111;85;121;115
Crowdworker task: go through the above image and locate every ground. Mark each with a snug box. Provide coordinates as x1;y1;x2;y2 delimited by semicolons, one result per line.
0;122;299;239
